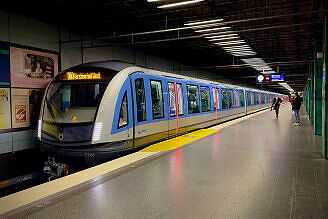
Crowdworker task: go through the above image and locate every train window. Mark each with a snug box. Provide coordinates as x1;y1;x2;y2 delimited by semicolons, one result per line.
168;82;184;116
135;78;147;122
261;93;265;104
200;86;211;112
212;88;220;110
235;90;239;107
118;92;128;128
221;88;228;109
150;80;164;119
255;92;259;105
228;89;234;108
187;84;200;114
247;91;252;106
239;90;245;107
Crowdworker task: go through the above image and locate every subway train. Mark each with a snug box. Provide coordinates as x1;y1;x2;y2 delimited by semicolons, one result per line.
37;61;286;173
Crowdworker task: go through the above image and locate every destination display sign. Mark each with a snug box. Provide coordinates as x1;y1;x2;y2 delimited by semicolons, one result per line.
62;72;102;80
271;74;285;82
256;74;285;84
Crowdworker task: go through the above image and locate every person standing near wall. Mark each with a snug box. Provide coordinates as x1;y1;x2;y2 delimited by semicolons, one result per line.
292;91;302;126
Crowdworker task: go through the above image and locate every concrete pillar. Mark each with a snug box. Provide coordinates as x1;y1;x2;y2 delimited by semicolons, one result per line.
322;0;328;158
314;49;323;135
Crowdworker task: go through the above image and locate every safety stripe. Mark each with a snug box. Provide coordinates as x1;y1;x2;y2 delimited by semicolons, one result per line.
141;129;218;152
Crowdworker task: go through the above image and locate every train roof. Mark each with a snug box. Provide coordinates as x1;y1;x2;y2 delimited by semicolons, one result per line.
66;60;285;95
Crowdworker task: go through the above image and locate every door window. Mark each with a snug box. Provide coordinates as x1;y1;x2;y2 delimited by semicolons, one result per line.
118;92;128;128
200;86;211;112
168;82;184;116
150;80;164;119
187;84;200;114
135;78;147;122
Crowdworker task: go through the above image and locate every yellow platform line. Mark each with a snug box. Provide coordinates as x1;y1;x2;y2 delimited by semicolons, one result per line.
141;129;218;152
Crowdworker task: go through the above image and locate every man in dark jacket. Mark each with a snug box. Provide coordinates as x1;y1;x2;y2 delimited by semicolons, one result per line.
272;95;282;117
292;92;302;125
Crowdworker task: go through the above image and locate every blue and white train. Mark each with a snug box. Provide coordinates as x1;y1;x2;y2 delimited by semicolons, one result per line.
38;61;286;168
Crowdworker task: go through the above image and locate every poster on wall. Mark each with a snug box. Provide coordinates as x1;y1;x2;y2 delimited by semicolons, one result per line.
11;89;29;128
10;47;58;88
0;88;11;129
0;45;10;86
11;88;44;128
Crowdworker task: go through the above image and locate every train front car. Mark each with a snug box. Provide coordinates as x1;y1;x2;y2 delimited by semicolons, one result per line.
38;62;134;176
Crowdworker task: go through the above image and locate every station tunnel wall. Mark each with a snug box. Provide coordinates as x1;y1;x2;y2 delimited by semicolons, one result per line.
0;9;225;170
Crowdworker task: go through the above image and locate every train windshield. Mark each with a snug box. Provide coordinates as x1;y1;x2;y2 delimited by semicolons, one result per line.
41;67;117;143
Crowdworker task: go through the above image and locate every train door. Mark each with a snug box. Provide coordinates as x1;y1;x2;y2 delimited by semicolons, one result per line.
212;86;220;123
234;89;239;114
131;74;150;147
167;81;185;137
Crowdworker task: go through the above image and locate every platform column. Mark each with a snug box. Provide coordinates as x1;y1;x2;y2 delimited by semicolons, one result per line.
322;1;328;158
314;45;323;135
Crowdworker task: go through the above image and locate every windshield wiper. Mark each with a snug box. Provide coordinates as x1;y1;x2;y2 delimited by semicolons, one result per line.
45;98;63;134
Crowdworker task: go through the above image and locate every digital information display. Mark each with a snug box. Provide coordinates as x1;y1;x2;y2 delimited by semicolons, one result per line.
271;74;285;82
257;74;285;84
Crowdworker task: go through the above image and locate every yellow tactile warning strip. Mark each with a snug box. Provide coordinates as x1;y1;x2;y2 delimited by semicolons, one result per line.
141;129;218;152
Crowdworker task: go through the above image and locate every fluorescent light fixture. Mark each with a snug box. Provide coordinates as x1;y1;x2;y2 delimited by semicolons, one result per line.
215;40;245;45
241;58;265;64
208;36;240;41
202;31;235;36
190;23;224;29
223;45;251;49
184;19;223;26
205;34;238;39
195;26;230;33
229;51;257;55
37;120;42;140
147;0;159;2
229;52;257;56
223;47;254;51
158;0;204;8
262;71;276;74
92;122;103;142
230;53;256;57
252;65;272;70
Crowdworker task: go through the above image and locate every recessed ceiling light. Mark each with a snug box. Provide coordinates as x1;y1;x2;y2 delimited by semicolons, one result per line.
184;18;223;26
158;0;204;8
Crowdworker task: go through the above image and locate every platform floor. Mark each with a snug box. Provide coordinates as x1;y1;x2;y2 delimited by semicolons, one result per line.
13;105;328;219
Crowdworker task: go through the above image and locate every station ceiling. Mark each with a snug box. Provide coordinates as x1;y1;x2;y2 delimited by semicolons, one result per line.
4;0;324;94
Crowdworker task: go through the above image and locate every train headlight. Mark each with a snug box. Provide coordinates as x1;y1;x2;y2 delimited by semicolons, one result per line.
92;122;103;142
37;120;42;140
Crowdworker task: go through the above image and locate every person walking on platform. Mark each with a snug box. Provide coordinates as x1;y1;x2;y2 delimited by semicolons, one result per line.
272;95;282;118
292;92;302;126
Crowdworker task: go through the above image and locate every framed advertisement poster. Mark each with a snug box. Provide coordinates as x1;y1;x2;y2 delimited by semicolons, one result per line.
10;47;58;88
11;89;29;128
11;88;44;128
0;45;10;86
0;88;11;129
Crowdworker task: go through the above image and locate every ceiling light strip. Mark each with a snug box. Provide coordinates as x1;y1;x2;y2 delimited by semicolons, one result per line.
205;34;238;39
195;26;230;33
208;36;240;41
184;19;223;26
158;0;204;8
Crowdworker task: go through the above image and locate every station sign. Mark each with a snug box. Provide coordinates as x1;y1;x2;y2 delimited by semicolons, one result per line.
256;74;285;84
